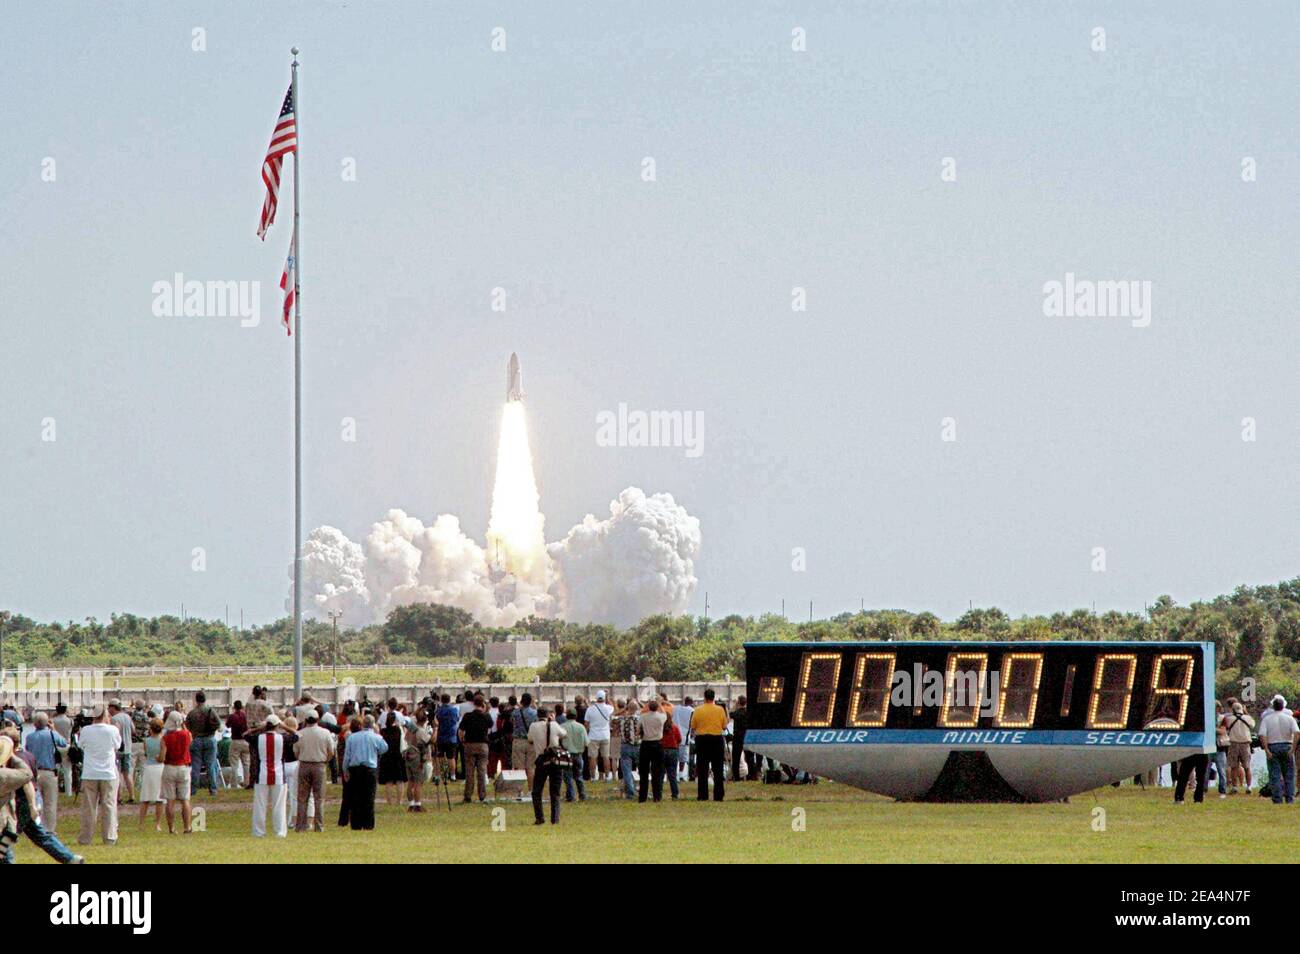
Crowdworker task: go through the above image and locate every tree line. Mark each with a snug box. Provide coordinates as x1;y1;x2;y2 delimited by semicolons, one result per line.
6;577;1300;700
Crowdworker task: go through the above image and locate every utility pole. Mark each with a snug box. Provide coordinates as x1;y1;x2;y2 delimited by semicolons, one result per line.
327;610;343;682
809;600;813;622
781;598;785;619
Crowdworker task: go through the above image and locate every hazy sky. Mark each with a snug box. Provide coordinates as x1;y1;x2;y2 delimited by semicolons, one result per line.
3;1;1298;627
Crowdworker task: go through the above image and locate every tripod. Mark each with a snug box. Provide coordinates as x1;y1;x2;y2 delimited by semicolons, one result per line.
428;753;454;813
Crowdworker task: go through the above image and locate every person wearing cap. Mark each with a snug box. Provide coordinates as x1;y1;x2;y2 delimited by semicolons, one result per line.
292;711;335;832
160;709;193;834
1259;695;1299;804
247;713;290;837
23;710;68;832
584;689;614;782
1223;698;1255;793
77;704;122;845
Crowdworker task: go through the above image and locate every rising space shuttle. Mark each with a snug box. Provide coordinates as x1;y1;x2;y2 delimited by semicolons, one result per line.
506;351;524;402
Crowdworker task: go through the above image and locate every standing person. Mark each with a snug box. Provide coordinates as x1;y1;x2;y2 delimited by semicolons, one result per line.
1259;695;1299;805
673;696;695;782
690;689;728;802
638;699;667;803
226;700;250;788
561;706;588;802
378;711;406;807
435;694;462;782
244;686;272;734
511;693;539;790
458;695;493;803
402;710;432;812
279;716;301;822
248;714;289;838
137;717;166;832
23;711;68;833
129;701;149;794
185;691;222;798
617;700;643;800
77;705;122;846
527;709;567;825
583;690;614;782
487;696;509;778
108;699;137;804
660;711;682;800
1212;700;1229;799
1172;752;1208;803
52;705;74;796
1224;699;1255;794
159;710;193;835
293;711;336;833
731;696;756;782
342;715;387;830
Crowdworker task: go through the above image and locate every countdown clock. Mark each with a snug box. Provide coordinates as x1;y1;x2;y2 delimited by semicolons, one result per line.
743;641;1214;802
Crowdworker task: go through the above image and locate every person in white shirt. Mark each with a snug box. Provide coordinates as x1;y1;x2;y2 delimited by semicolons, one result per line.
584;690;615;781
77;705;122;845
1259;695;1299;805
673;696;695;782
528;711;567;825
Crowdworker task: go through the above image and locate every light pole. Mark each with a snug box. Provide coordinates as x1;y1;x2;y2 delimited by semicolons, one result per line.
327;611;343;682
0;610;9;693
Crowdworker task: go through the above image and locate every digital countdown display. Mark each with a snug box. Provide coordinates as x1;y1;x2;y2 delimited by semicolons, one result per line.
743;641;1214;802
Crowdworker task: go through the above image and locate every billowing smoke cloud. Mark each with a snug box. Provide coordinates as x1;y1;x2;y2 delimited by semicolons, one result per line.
548;488;701;627
291;487;700;629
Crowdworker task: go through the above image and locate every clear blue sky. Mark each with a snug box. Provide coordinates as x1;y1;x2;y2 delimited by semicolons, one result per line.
2;1;1297;627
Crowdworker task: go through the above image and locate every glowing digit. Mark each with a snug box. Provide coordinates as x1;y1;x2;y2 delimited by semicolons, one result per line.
1086;653;1137;729
995;652;1044;727
847;653;896;727
792;652;842;727
939;652;989;727
1144;654;1195;728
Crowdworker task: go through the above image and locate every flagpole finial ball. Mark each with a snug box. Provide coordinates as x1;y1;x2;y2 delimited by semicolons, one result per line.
291;47;299;55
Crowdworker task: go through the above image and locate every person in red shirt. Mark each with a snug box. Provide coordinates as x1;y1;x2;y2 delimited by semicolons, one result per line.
160;711;193;834
660;717;682;800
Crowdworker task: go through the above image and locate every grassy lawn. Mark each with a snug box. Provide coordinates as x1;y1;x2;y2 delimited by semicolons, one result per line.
20;781;1295;864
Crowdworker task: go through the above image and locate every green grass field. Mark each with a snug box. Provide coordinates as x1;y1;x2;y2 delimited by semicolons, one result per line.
19;780;1296;864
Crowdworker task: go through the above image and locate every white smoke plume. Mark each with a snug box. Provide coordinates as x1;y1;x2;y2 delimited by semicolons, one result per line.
548;488;701;628
291;488;700;629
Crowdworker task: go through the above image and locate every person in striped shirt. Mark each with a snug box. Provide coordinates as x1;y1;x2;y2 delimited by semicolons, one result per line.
247;714;290;838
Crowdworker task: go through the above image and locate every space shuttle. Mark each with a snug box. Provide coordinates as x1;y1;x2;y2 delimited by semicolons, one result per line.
506;352;524;402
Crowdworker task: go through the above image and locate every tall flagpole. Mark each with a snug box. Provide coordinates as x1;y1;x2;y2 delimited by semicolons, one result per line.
290;47;303;700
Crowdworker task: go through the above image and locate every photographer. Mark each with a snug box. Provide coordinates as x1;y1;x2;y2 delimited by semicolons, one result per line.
528;709;567;825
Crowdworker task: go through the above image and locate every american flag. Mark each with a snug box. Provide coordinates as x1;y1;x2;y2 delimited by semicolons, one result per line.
279;227;296;335
257;85;297;240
